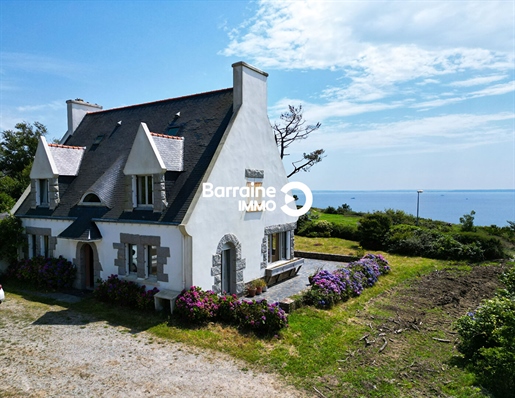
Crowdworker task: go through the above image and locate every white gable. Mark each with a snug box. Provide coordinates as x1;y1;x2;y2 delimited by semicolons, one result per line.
30;136;59;179
123;122;166;175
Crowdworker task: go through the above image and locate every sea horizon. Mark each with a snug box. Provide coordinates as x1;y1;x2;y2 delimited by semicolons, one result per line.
294;189;515;227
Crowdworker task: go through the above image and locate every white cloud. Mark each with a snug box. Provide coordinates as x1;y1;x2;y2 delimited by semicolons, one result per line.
283;111;515;158
224;0;514;108
450;75;508;87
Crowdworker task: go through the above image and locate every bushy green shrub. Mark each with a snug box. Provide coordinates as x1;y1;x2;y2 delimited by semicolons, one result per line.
0;215;25;263
456;295;515;396
330;223;360;241
94;274;159;311
324;205;338;214
301;220;333;237
385;225;506;261
358;212;392;250
453;232;505;260
236;300;288;334
8;256;76;290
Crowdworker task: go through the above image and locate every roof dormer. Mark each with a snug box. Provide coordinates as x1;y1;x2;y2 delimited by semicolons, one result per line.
123;122;184;212
29;136;86;209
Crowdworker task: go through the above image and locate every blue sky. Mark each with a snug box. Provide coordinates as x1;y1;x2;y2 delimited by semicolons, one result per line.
1;0;514;190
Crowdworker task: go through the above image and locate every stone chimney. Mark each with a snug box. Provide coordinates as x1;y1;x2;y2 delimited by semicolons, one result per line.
61;99;102;144
232;62;268;117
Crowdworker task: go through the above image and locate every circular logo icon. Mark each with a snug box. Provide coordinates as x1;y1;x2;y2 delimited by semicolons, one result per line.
280;181;313;217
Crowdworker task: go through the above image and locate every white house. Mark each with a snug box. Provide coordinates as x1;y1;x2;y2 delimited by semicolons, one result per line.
14;62;303;298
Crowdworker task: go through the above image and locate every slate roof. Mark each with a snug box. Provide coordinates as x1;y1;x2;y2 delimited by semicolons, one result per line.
47;144;85;176
16;88;234;232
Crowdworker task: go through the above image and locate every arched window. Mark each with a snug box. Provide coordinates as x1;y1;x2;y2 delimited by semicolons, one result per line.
81;193;101;204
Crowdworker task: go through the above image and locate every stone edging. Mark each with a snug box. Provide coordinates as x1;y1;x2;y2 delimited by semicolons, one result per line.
293;251;360;263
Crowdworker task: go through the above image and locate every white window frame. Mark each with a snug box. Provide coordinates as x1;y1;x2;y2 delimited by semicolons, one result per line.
146;245;158;278
267;231;291;263
133;175;153;208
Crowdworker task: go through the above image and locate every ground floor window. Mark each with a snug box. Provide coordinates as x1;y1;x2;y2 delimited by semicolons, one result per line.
147;245;157;278
128;243;138;274
268;231;291;263
126;243;159;279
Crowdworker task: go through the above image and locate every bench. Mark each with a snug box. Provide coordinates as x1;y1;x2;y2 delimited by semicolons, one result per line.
154;289;181;314
265;258;304;286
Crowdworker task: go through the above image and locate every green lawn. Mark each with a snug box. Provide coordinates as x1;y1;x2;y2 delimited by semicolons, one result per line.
6;236;499;397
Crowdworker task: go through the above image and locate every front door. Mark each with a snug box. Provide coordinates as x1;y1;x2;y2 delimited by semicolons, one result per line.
221;248;232;293
84;243;94;289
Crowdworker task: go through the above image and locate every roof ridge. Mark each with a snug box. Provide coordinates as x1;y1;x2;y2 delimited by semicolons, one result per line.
94;87;233;114
48;143;85;150
150;132;184;140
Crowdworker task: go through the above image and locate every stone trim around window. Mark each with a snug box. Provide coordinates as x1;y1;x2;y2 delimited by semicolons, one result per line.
113;233;170;282
245;169;264;179
261;222;297;268
211;233;246;295
25;226;57;258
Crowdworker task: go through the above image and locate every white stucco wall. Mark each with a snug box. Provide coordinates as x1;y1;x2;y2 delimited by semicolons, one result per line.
20;217;183;292
95;221;183;291
183;63;297;291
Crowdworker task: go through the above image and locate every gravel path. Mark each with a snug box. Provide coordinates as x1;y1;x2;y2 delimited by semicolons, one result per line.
0;295;304;397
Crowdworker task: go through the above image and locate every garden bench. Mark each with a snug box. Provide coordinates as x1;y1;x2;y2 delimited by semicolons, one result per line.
265;258;304;286
154;289;181;314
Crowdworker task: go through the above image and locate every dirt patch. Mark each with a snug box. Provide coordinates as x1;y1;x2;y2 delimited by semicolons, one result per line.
0;295;305;397
331;263;508;397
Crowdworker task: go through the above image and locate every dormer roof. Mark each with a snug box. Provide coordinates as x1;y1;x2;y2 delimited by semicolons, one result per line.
30;136;85;179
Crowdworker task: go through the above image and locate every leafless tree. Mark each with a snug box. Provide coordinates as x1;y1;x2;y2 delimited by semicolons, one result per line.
273;105;325;178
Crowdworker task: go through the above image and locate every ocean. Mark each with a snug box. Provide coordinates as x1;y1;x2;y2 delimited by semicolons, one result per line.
294;190;515;227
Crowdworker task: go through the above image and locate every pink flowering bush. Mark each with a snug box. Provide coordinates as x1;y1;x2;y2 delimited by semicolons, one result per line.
8;256;76;290
305;254;391;309
94;274;159;311
174;287;288;334
174;286;220;323
236;299;288;334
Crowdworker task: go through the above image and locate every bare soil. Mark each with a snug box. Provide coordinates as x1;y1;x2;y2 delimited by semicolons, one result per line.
0;295;305;397
324;263;508;397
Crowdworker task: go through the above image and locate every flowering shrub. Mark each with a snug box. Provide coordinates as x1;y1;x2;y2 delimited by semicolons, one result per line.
217;293;240;324
174;286;220;323
236;299;288;334
94;274;159;311
304;254;390;309
174;286;288;334
8;256;76;290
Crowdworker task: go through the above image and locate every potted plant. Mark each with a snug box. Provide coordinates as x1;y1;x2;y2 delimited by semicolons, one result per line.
246;283;257;297
252;279;266;295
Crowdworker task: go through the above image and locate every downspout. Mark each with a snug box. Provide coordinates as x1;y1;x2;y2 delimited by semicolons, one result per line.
178;224;192;289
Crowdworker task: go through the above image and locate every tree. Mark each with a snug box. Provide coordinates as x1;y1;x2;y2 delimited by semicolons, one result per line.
460;210;476;232
273;105;324;178
0;121;47;201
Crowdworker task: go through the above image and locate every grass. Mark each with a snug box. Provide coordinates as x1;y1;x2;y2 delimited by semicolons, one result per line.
295;235;360;255
4;236;498;397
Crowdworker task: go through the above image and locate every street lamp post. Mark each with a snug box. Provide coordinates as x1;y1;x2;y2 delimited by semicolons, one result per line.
416;190;423;225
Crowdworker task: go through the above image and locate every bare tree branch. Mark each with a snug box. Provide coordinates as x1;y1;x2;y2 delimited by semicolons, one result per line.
273;105;324;177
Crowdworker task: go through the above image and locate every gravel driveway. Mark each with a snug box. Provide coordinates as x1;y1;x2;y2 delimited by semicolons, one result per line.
0;294;304;397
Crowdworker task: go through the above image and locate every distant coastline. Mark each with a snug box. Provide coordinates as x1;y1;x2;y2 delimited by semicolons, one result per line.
294;189;515;227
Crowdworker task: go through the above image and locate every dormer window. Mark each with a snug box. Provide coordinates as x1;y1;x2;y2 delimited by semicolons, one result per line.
137;175;153;206
80;192;102;205
83;193;101;203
